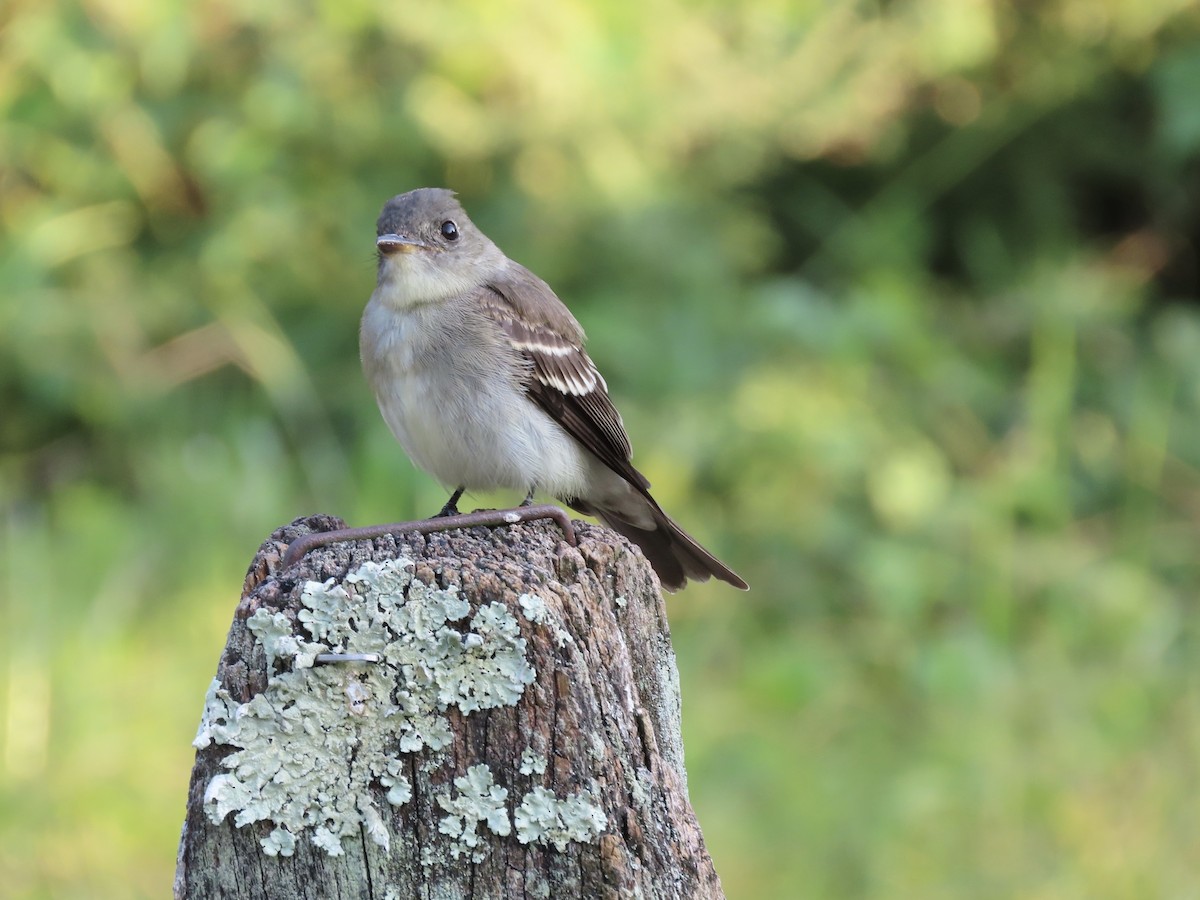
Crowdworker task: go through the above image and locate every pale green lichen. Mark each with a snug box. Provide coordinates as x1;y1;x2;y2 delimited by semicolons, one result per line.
261;826;296;857
195;557;536;858
519;747;547;776
588;731;607;763
518;592;549;624
514;785;608;851
245;609;304;673
436;764;512;862
613;595;627;609
624;764;651;808
381;757;412;806
517;591;573;648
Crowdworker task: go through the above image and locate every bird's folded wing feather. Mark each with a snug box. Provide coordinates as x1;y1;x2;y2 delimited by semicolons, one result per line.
477;266;650;492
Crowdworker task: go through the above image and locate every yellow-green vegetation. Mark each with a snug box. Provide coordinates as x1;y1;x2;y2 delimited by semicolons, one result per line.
3;0;1200;896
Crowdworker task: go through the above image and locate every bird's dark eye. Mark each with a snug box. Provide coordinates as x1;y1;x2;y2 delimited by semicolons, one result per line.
440;220;459;241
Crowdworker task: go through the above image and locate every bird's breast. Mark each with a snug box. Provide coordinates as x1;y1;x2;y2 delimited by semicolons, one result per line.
359;297;589;495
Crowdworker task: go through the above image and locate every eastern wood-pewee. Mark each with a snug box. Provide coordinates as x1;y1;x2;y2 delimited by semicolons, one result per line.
360;188;747;591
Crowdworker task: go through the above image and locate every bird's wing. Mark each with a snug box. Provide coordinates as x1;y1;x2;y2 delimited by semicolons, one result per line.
477;264;650;491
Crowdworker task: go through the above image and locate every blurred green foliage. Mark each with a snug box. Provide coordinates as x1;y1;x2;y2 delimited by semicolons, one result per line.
3;0;1200;896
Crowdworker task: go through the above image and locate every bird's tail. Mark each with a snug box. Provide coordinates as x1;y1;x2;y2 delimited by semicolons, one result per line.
570;496;748;593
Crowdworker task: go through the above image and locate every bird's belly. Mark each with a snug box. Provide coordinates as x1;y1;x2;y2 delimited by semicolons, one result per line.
378;367;589;497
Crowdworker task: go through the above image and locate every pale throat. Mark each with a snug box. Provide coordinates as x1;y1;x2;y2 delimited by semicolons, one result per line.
376;253;483;309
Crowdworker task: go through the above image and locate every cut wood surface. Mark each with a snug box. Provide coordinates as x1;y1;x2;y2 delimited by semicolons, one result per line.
175;513;724;900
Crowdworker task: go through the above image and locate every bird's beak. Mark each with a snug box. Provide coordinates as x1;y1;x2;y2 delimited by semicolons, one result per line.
377;234;429;255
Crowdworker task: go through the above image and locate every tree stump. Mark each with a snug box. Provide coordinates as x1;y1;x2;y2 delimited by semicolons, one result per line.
175;513;724;900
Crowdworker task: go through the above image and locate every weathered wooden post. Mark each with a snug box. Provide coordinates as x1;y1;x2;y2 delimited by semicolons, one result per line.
175;513;724;899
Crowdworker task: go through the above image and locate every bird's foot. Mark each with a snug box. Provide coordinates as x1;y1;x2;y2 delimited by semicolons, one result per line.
435;487;466;518
519;489;535;508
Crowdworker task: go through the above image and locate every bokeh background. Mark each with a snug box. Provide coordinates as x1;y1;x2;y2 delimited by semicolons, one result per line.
4;0;1200;896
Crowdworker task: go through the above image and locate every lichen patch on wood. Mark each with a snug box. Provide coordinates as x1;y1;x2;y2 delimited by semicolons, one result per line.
195;556;539;857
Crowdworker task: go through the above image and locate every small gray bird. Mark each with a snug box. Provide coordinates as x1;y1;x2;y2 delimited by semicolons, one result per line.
360;188;747;592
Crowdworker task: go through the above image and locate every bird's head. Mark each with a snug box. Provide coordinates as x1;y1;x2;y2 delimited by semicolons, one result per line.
373;188;504;307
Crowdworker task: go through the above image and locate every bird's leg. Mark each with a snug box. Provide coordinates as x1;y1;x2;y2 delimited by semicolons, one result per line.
436;486;465;518
520;489;535;507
